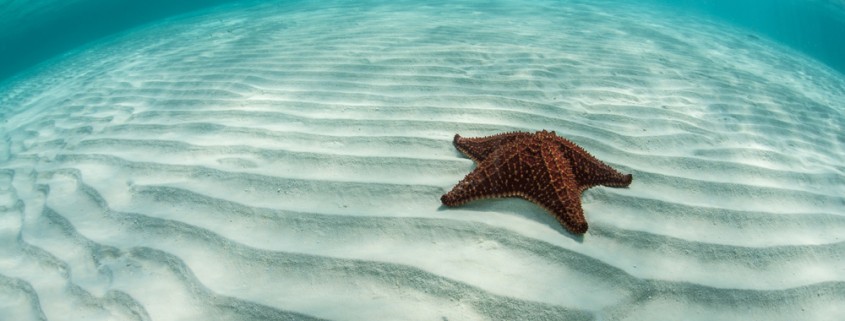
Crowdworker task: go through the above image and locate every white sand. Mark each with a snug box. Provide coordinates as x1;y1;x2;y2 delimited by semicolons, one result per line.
1;0;844;320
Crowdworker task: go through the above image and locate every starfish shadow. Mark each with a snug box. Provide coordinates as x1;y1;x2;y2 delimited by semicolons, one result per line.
437;199;585;243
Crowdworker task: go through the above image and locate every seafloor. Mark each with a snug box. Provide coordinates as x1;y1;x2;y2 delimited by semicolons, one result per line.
0;0;844;320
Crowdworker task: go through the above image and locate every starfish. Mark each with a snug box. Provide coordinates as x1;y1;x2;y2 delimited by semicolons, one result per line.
441;130;632;234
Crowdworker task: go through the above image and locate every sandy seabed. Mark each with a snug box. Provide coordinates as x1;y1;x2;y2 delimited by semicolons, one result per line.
1;0;844;320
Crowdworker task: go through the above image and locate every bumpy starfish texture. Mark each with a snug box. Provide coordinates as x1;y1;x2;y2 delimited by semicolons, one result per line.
441;130;632;234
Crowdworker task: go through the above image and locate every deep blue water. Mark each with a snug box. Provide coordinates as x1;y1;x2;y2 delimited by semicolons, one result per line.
648;0;845;77
0;0;244;83
1;0;844;83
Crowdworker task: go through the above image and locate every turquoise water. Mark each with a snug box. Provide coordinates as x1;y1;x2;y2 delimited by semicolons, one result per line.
1;1;844;320
648;0;845;75
1;0;844;82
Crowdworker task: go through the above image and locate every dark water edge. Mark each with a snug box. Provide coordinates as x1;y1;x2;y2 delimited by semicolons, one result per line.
0;0;243;83
0;0;844;84
646;0;845;78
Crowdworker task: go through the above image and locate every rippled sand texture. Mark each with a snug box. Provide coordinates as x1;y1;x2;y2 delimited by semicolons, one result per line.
2;0;845;320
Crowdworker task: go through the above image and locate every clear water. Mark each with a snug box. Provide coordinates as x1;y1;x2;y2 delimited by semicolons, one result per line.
1;1;843;320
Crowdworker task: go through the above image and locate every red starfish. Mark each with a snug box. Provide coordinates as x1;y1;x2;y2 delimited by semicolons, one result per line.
441;130;632;234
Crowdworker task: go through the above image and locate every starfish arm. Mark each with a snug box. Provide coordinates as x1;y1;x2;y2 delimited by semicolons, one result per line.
453;132;532;163
441;136;536;206
553;136;632;190
538;140;589;234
